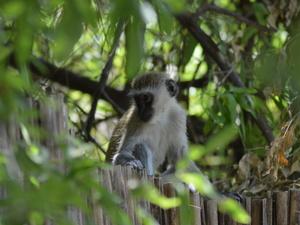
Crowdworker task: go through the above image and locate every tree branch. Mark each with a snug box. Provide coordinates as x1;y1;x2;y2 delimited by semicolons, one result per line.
179;76;209;89
176;13;274;144
195;3;274;33
9;52;206;112
8;54;131;111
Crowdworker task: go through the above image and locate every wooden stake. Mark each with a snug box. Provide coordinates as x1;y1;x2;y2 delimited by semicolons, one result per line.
289;189;300;225
205;199;218;225
276;191;289;225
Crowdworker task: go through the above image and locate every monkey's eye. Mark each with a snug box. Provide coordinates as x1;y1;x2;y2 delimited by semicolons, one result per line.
142;93;153;103
133;93;153;107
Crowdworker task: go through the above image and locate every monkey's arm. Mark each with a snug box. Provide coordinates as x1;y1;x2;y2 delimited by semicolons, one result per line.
113;143;154;175
133;143;154;175
112;151;144;169
165;108;200;174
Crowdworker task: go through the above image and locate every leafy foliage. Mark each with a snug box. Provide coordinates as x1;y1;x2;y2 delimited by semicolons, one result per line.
1;0;300;224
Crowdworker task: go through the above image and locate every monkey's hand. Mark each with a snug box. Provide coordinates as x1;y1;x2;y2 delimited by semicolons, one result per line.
112;152;144;170
125;159;144;170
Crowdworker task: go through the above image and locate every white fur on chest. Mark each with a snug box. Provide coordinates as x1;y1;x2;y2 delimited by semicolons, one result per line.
132;104;186;169
137;120;169;168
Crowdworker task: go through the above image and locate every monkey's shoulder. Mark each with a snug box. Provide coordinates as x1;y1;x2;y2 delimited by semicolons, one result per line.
167;104;187;127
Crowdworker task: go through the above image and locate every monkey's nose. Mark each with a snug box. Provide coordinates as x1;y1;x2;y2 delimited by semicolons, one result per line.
138;108;153;122
142;93;153;104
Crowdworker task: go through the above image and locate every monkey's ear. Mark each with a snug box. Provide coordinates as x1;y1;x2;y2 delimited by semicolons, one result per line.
166;79;178;97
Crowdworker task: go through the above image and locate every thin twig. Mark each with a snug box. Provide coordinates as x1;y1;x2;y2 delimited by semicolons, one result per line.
86;135;106;154
85;21;124;144
101;90;125;114
93;114;117;125
67;98;88;115
217;67;234;87
194;3;274;33
70;119;106;154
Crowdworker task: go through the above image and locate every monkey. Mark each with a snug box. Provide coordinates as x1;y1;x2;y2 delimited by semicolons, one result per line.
105;72;199;176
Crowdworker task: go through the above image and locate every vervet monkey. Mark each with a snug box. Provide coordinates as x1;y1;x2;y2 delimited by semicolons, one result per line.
105;72;199;176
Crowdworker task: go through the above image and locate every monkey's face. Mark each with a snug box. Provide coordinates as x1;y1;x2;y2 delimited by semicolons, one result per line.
133;92;154;122
130;73;179;123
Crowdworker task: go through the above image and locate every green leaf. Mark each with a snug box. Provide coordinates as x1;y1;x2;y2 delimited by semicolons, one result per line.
0;0;25;18
188;125;238;161
238;96;256;117
110;0;139;23
74;0;96;27
182;32;198;67
252;3;268;25
188;145;206;161
125;18;145;79
241;27;256;45
205;125;238;153
53;2;84;61
136;207;159;225
29;211;44;225
177;172;217;198
15;21;34;64
20;123;31;145
179;190;193;225
164;0;185;12
229;87;257;94
219;198;251;224
130;182;181;209
152;0;174;34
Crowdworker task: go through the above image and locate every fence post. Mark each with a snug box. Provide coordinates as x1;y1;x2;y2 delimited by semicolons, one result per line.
205;199;218;225
289;189;300;225
276;191;289;225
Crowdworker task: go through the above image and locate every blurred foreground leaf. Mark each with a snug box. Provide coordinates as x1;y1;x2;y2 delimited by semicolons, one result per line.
125;18;145;79
130;181;181;209
219;198;251;224
177;172;217;198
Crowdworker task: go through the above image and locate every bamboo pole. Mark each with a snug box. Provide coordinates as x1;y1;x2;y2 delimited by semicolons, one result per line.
289;189;300;225
205;199;218;225
200;197;207;225
266;191;273;225
275;191;289;225
190;192;202;225
251;198;262;225
163;183;180;225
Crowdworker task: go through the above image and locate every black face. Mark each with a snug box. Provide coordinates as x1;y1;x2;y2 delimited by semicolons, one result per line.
133;92;154;122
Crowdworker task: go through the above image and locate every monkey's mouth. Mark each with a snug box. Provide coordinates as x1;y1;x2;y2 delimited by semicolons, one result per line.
137;108;153;122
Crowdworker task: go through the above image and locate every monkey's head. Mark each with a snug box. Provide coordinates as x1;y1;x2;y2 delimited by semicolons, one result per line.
129;72;178;122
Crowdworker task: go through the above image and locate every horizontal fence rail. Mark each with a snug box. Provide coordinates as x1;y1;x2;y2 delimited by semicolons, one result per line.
0;93;300;225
